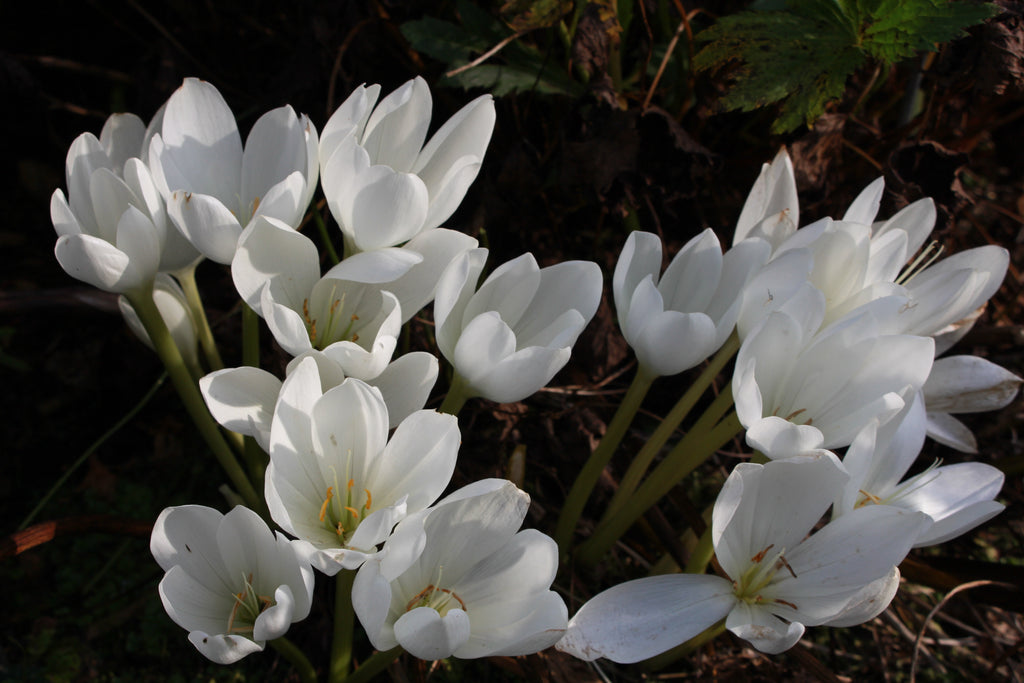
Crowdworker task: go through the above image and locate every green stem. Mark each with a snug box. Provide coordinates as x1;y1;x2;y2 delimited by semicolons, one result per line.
329;570;356;683
346;647;403;683
684;525;715;575
313;208;341;266
438;371;472;416
175;263;224;371
554;367;655;560
605;335;739;519
127;290;263;514
269;637;318;683
576;409;742;566
241;304;269;479
640;618;726;671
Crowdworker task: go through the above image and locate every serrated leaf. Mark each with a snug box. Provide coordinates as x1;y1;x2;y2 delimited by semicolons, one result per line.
864;0;997;63
695;12;865;132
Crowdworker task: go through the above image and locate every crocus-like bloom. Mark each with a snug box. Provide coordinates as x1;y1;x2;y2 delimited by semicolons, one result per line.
51;112;199;294
232;215;419;378
120;273;200;370
148;78;319;264
557;454;930;662
613;229;769;376
836;394;1005;547
921;355;1022;453
353;479;568;660
320;77;495;254
266;359;460;574
150;504;314;664
434;249;602;403
733;148;799;248
201;349;438;451
734;296;934;450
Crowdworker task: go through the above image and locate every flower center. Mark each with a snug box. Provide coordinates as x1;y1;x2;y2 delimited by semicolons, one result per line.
404;569;466;617
855;460;942;509
732;544;799;610
226;572;274;636
319;475;373;545
302;288;360;350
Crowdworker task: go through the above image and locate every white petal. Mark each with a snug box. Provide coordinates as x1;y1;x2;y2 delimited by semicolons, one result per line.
350;168;429;251
200;367;282;452
613;231;663;323
361;76;432;172
726;602;804;654
367;352;438;426
371;410;459;512
188;631;264;664
394;607;471;660
558;574;734;663
232;216;320;314
241;106;307;214
54;234;137;294
166;190;243;265
925;412;978;453
381;228;478;322
843;177;884;224
924;355;1022;413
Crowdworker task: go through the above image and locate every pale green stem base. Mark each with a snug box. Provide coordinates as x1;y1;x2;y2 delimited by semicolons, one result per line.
576;408;742;566
438;371;472;416
329;570;356;683
175;263;224;371
241;304;269;479
347;647;403;683
605;334;739;520
127;290;262;514
313;209;341;265
270;636;318;683
554;367;655;560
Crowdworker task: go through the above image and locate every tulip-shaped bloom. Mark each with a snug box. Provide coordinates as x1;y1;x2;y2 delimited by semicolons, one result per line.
51;112;199;294
733;148;799;248
434;249;602;403
233;215;417;378
613;229;769;376
201;349;439;452
120;273;200;370
835;394;1005;547
557;454;930;662
148;78;319;264
320;77;495;254
150;504;314;664
353;479;567;660
266;360;460;574
734;296;934;451
921;355;1023;453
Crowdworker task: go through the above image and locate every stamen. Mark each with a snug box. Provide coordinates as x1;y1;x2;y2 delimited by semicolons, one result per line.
774;598;799;610
344;506;360;520
364;489;372;510
784;408;807;422
319;486;334;522
777;555;798;579
751;544;775;564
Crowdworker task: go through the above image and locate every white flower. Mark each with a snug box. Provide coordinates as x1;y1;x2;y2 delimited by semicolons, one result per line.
434;249;603;403
266;360;460;574
353;479;567;660
733;148;799;248
233;215;419;378
148;78;319;264
613;229;769;376
557;455;930;662
836;393;1005;547
200;350;439;452
734;298;934;450
320;77;495;253
51;113;199;294
150;504;314;664
921;355;1022;453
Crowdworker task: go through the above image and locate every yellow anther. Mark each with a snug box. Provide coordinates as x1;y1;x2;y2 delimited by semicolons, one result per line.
364;489;372;510
347;478;355;491
319;486;334;522
344;506;360;520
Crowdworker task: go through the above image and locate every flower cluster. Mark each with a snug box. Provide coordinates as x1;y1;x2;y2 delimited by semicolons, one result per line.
48;76;1018;679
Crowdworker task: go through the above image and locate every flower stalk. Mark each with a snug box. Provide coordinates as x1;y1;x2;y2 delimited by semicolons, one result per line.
329;570;356;683
269;637;318;683
555;366;656;559
175;263;224;371
126;289;263;513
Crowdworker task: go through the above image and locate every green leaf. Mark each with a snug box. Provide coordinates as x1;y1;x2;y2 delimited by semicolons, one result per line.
695;11;865;132
693;0;996;133
400;0;582;98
